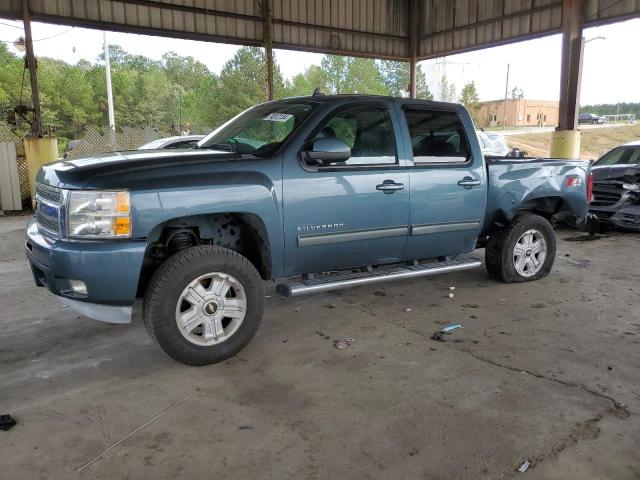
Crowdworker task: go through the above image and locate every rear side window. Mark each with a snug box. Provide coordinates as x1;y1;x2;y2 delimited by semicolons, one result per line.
404;109;470;164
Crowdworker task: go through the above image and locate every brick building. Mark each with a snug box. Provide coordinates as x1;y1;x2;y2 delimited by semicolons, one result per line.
475;98;559;128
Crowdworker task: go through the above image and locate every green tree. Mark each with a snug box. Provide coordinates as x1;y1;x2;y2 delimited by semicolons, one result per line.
439;74;457;102
320;55;349;94
320;55;391;95
459;81;481;123
378;60;432;99
286;65;327;97
214;47;286;124
0;43;26;107
510;86;524;99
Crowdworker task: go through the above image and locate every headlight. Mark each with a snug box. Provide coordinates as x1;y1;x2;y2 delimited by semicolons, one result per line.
67;190;131;238
622;183;640;192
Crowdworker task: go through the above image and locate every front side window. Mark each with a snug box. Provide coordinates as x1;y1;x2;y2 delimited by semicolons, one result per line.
198;102;315;155
404;109;470;164
308;106;397;166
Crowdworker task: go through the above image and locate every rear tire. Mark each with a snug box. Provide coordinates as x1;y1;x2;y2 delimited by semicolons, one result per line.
143;245;264;366
485;214;556;283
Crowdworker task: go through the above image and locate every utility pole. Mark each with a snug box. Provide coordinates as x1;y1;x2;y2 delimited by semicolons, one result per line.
502;63;510;129
22;0;42;137
103;31;115;131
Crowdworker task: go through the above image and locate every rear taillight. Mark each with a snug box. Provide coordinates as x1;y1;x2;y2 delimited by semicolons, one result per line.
587;173;593;204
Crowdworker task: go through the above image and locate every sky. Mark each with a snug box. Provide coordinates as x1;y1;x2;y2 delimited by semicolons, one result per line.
0;16;638;106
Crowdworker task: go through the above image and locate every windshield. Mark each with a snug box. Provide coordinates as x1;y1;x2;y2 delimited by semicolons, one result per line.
486;134;508;150
594;147;640;166
197;102;315;155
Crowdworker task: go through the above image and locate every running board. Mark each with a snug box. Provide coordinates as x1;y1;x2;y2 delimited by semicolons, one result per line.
276;257;482;298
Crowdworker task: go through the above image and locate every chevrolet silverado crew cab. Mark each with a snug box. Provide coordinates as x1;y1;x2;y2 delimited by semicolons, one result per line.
26;96;591;365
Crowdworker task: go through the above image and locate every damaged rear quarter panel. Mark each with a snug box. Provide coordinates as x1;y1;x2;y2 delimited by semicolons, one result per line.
484;159;590;228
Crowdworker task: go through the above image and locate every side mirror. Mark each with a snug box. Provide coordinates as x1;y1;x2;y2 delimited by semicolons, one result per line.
305;138;351;165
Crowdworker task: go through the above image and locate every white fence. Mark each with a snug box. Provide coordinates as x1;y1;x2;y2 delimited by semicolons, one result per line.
0;141;22;211
602;114;636;124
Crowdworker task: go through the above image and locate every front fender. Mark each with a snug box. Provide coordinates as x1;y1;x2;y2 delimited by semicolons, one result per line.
128;171;284;277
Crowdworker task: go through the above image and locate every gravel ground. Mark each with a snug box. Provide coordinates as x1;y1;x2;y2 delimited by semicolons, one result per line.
1;214;638;479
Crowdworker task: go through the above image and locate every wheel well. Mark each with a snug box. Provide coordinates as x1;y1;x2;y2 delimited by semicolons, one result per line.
485;196;564;236
517;196;564;219
138;213;271;296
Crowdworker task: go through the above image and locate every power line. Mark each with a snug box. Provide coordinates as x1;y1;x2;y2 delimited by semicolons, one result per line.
0;26;75;44
0;20;23;29
32;27;75;42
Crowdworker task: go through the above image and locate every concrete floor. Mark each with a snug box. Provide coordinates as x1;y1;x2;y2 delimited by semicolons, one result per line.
1;214;639;479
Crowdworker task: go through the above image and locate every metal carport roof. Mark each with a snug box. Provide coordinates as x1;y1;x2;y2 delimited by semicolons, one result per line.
1;0;639;61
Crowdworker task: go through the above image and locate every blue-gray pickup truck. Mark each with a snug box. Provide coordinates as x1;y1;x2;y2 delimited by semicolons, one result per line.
26;95;591;365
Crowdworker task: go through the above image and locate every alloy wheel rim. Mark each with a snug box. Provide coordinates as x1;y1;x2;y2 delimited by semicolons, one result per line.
175;272;247;346
512;229;547;277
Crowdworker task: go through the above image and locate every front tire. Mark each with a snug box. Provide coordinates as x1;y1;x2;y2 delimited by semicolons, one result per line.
485;214;556;283
143;246;264;366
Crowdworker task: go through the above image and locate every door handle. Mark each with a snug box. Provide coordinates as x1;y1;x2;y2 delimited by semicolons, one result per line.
457;176;480;189
376;180;405;194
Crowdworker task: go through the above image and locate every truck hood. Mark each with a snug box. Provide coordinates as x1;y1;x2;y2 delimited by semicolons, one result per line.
591;164;640;182
38;149;252;189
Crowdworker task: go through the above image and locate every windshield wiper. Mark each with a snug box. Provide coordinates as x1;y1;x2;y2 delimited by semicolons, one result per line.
197;142;233;152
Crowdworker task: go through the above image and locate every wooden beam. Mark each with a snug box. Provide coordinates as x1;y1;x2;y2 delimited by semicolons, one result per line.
22;0;42;137
263;0;274;101
408;0;418;98
557;0;584;131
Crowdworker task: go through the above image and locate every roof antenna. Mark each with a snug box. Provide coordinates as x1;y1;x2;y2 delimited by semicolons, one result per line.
312;87;324;96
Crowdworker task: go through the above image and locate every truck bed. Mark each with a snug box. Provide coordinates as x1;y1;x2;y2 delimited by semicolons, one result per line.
484;156;590;230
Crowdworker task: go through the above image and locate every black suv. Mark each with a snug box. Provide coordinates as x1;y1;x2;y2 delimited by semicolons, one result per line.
578;113;604;125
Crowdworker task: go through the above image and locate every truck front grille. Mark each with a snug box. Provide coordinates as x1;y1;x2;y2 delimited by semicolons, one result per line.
35;183;62;204
35;183;62;237
591;186;622;206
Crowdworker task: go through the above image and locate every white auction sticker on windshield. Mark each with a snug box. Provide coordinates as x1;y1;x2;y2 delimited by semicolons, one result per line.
263;113;293;122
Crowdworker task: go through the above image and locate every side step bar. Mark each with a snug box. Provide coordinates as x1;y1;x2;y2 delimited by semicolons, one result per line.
276;257;482;298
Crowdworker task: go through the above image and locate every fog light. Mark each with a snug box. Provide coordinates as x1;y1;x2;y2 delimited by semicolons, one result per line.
68;279;87;295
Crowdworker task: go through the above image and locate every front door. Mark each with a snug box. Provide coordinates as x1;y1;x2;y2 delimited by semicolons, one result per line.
399;106;486;259
283;103;410;275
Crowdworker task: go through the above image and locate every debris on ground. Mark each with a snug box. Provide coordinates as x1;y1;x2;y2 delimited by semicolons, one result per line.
558;255;581;265
316;330;330;340
431;324;463;342
0;414;16;431
441;324;462;333
334;338;355;349
405;308;412;312
449;286;456;291
431;331;446;342
462;304;479;308
517;461;530;473
448;292;455;299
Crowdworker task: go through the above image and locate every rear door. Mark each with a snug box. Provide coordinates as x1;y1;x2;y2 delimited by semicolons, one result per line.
282;102;410;275
398;105;486;259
